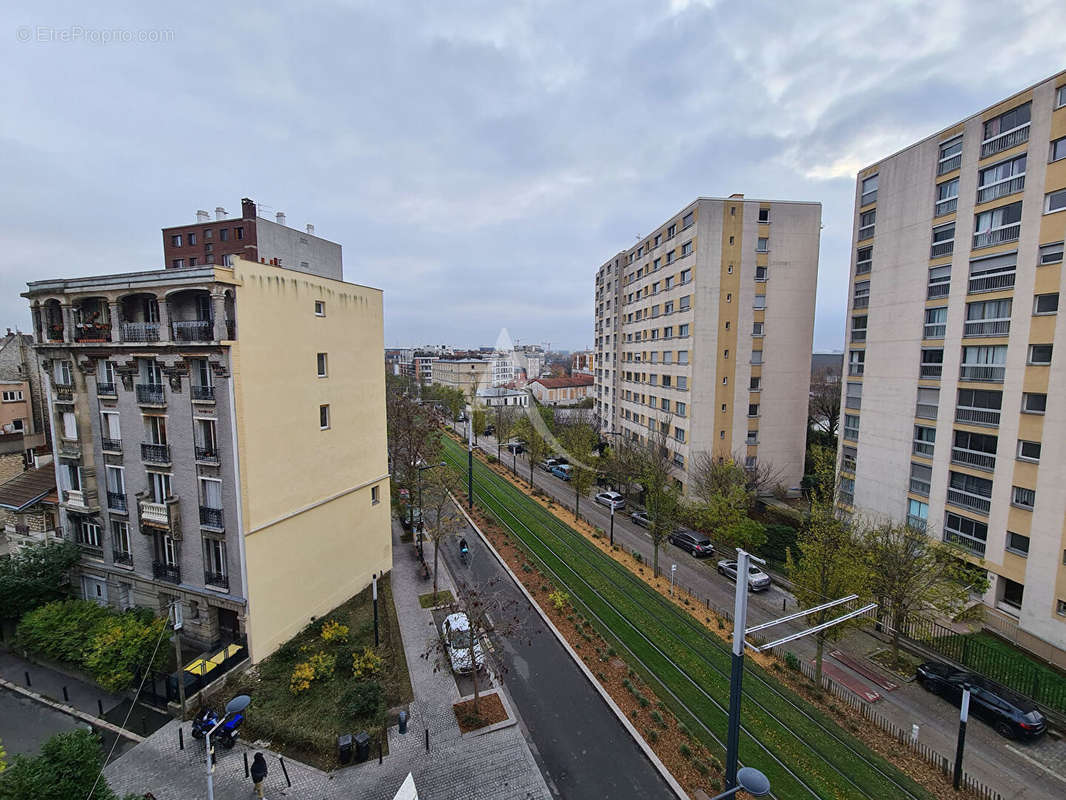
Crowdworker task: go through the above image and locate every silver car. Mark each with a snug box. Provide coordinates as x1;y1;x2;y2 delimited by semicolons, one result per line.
443;612;484;673
594;491;625;510
717;560;772;592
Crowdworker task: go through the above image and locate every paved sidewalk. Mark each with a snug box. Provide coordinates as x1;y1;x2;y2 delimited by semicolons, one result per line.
104;520;552;799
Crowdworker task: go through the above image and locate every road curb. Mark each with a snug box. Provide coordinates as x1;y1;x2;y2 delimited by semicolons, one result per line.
451;494;690;800
0;677;146;742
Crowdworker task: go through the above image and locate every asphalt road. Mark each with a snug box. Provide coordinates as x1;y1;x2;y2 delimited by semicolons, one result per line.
460;425;1066;799
438;507;675;799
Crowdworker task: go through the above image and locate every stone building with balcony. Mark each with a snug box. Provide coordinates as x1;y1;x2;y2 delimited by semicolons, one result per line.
24;257;391;662
837;69;1066;662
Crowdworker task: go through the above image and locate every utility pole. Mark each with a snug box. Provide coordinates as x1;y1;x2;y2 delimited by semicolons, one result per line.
171;601;185;717
724;550;750;791
372;573;379;647
953;685;971;790
609;504;615;546
467;406;474;509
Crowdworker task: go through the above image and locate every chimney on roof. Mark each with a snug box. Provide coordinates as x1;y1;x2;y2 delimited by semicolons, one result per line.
215;207;227;220
196;209;210;223
241;197;256;219
729;193;744;199
276;212;286;226
306;223;315;235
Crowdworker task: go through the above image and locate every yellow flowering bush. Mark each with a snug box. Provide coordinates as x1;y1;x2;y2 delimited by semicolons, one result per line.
352;647;383;679
548;589;570;611
320;620;350;642
289;651;336;694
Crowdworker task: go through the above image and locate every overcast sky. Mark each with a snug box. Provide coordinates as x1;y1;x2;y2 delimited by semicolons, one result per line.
3;1;1064;352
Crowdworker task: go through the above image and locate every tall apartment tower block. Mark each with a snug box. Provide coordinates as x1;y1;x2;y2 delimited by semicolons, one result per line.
23;251;390;663
594;196;821;493
839;71;1066;656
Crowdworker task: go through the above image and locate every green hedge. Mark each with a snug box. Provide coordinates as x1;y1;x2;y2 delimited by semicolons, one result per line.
16;600;168;692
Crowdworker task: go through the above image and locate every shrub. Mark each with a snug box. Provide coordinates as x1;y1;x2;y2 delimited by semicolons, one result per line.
784;651;801;671
290;651;335;694
0;729;126;800
694;759;710;776
679;743;692;760
342;680;384;719
650;710;665;726
84;614;168;692
637;695;650;708
352;647;383;679
548;590;570;611
320;619;349;642
646;728;659;743
632;550;643;563
16;600;111;664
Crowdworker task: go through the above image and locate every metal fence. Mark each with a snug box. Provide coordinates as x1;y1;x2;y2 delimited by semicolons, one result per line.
899;614;1066;714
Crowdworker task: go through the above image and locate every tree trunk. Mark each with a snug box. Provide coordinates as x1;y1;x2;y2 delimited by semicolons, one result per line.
814;634;825;689
574;489;580;521
653;541;659;574
470;627;480;714
529;461;534;490
891;613;902;668
432;540;440;602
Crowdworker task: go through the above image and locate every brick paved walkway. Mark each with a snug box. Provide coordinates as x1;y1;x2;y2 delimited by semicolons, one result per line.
104;519;552;799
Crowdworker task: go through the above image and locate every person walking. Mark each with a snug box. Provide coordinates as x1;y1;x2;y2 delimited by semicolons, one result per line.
250;752;268;798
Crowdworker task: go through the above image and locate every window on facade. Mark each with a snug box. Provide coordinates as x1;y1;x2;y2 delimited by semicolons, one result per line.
973;201;1022;246
753;321;764;336
681;241;693;256
319;404;330;429
680;268;691;284
841;446;857;473
983;102;1030;144
682;211;694;228
1022;392;1046;414
1017;440;1041;462
943;512;988;556
757;207;770;222
756;237;769;252
172;259;185;269
938;136;963;173
858;209;876;239
748;403;759;417
317;352;328;377
314;300;326;316
1006;532;1030;557
909;462;932;496
1034;293;1059;315
1012;486;1036;510
675;401;686;417
1039;241;1064;265
749;376;761;391
1046;188;1066;214
677;376;687;390
916;387;939;419
861;174;878;205
1051;137;1066;164
848;350;865;376
843;414;860;441
678;323;689;336
913;425;936;456
1028;344;1053;365
935;177;959;215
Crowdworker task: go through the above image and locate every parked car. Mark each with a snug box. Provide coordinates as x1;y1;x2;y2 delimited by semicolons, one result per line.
457;413;467;422
594;491;625;510
915;661;1047;739
550;464;573;481
553;455;569;465
539;458;560;472
483;424;495;436
717;559;772;591
443;612;484;674
668;530;714;557
507;441;526;454
630;510;651;528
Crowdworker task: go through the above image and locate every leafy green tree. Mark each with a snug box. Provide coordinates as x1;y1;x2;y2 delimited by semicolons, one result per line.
421;467;465;602
513;417;550;490
690;454;760;548
559;423;599;521
84;614;169;692
862;519;988;669
0;541;80;623
787;446;869;686
628;424;683;573
0;729;138;800
471;404;488;445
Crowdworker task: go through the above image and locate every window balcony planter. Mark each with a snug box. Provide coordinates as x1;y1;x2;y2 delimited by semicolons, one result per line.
195;446;220;465
122;322;160;342
107;491;128;513
172;320;213;342
54;383;75;402
204;570;229;590
102;437;122;453
136;384;165;405
199;506;224;530
191;384;215;402
141;442;171;464
152;561;181;583
74;323;111;343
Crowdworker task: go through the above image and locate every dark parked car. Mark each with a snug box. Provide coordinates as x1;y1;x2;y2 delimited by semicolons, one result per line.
483;425;495;436
507;441;526;454
630;510;651;528
915;661;1047;739
668;530;713;557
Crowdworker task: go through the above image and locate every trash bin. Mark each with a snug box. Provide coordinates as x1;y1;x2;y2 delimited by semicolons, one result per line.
398;711;408;735
354;731;371;763
337;733;353;765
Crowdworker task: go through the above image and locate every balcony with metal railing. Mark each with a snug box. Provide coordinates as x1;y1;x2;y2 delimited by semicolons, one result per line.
909;477;931;496
858;224;875;241
171;320;213;342
919;364;943;380
943;530;985;557
195;446;220;464
152;562;181;583
122;322;160;342
141;442;171;464
981;125;1029;158
199;506;224;530
938;154;961;175
112;550;133;567
915;402;938;420
848;363;865;377
853;296;869;309
907;515;928;532
204;570;229;590
912;440;934;457
923;323;946;339
955;406;1000;427
977;175;1025;204
107;491;127;512
851;329;867;342
967;270;1015;294
947;488;991;515
930;240;954;259
959;364;1005;382
973;224;1021;250
191;384;215;402
838;490;854;506
935;197;958;217
927;283;950;299
951;446;996;471
963;319;1010;337
97;382;117;397
102;437;122;452
54;383;74;402
136;383;165;405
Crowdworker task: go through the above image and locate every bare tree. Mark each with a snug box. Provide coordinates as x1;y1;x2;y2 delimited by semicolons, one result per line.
386;381;443;526
421;469;465;603
425;576;531;716
513;416;551;490
493;405;519;462
809;368;841;439
629;420;683;573
558;422;599;521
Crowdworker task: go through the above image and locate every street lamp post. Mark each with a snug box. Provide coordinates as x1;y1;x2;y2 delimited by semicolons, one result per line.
707;766;771;799
610;504;615;547
724;549;752;791
205;694;251;800
953;684;971;790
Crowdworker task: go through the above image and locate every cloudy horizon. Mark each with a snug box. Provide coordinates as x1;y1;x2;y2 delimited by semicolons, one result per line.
3;1;1064;353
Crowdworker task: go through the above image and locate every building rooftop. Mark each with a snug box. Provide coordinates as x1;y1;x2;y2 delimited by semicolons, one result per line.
530;374;595;389
0;466;56;511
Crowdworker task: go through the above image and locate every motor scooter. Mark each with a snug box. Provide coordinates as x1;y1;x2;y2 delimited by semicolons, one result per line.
190;706;245;749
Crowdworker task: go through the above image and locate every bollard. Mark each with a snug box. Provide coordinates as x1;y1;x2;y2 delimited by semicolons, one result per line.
244;751;249;777
425;728;430;752
141;715;147;735
279;757;291;787
24;671;31;687
398;710;408;735
179;727;184;750
63;686;69;702
98;698;104;717
378;741;383;764
783;597;787;612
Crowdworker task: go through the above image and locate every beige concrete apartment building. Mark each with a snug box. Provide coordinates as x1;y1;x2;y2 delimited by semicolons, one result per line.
838;71;1066;657
431;358;492;397
594;196;821;493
